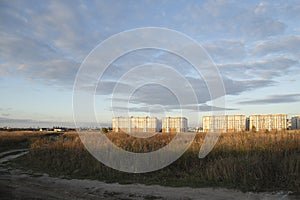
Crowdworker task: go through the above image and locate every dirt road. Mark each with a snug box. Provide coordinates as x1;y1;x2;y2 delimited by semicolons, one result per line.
0;150;297;200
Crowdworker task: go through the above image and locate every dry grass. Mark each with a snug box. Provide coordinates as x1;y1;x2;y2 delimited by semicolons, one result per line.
0;131;41;152
12;130;300;193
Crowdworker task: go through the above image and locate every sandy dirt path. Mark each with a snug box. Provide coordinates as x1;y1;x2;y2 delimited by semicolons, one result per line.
0;150;297;200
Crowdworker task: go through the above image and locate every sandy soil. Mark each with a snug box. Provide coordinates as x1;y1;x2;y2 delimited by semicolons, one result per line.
0;150;297;200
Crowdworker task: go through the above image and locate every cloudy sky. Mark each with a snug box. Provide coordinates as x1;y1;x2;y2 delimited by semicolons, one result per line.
1;0;300;127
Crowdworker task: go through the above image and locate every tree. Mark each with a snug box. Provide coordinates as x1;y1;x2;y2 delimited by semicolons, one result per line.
101;127;108;134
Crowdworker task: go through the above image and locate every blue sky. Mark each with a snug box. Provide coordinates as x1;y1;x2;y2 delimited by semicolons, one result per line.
0;0;300;127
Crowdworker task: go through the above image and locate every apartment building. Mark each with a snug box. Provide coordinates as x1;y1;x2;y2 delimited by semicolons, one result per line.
249;114;287;131
291;116;300;130
202;115;246;132
162;117;188;133
112;116;159;133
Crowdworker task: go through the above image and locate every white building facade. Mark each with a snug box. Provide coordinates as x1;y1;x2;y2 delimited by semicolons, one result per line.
162;117;188;133
112;116;159;133
249;114;287;131
202;115;246;132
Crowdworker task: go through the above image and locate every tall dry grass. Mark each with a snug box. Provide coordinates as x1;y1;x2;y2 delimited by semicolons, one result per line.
14;131;300;192
0;131;41;152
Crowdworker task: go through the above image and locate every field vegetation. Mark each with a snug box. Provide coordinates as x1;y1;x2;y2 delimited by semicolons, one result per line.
6;130;300;193
0;131;42;152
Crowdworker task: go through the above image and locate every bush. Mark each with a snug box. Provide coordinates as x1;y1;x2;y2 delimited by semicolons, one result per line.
101;127;108;133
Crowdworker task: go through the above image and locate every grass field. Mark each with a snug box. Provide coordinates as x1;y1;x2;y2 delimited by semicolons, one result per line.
0;131;39;152
4;130;300;193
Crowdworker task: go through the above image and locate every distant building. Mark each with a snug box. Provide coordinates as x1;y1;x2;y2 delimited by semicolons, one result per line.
162;117;188;133
39;128;48;132
249;114;287;131
112;116;159;133
188;127;203;132
287;119;292;130
53;128;65;132
203;115;246;132
291;116;300;130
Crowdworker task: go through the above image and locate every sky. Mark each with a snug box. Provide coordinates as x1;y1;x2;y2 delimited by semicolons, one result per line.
0;0;300;127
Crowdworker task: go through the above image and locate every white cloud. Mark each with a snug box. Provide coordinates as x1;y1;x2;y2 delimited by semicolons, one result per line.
175;1;287;40
251;36;300;57
218;57;299;79
1;0;300;123
203;39;246;62
100;76;275;109
254;2;270;15
239;93;300;105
